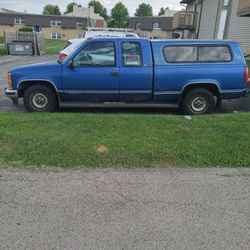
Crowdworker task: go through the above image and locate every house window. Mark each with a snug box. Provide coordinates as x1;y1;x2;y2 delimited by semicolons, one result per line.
77;22;83;29
50;20;62;26
51;32;62;39
136;22;141;29
14;18;25;24
77;34;82;38
153;22;160;29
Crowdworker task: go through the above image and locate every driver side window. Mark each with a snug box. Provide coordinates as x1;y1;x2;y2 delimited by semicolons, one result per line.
73;41;115;67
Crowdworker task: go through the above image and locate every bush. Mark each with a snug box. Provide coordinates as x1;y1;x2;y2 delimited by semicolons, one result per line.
19;27;33;32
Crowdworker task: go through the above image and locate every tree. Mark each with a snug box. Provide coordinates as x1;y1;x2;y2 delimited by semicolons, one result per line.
88;0;108;21
135;3;153;17
158;7;169;16
64;2;80;15
109;2;129;28
158;7;165;16
42;4;61;15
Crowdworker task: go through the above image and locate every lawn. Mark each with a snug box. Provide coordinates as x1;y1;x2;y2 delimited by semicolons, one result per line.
247;60;250;70
45;39;67;55
0;112;250;170
0;36;5;56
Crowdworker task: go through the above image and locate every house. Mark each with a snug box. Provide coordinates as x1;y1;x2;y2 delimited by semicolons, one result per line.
64;5;107;28
0;6;106;40
173;0;250;55
237;0;250;16
128;16;174;39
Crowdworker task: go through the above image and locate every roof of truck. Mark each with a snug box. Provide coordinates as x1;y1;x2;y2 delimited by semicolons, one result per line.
152;39;237;43
89;37;238;44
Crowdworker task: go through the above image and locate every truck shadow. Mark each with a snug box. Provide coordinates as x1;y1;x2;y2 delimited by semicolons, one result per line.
59;94;250;115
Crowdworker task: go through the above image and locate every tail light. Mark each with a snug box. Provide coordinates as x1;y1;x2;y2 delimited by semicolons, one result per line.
244;66;249;84
7;73;13;89
58;53;67;61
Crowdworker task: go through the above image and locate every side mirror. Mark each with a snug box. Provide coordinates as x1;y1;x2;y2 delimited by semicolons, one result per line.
68;60;74;69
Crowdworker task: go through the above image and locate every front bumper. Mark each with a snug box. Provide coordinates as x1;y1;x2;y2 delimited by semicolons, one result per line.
4;88;18;103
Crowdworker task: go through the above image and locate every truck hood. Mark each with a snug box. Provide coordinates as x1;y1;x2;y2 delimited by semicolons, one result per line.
10;61;63;89
10;61;61;73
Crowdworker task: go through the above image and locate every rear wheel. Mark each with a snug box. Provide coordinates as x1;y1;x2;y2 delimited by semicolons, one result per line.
181;88;216;115
23;84;58;112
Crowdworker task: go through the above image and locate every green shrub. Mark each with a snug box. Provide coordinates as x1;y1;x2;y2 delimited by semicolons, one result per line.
19;26;33;32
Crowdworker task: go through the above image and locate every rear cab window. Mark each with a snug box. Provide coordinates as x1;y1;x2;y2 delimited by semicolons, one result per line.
163;45;232;63
122;41;143;67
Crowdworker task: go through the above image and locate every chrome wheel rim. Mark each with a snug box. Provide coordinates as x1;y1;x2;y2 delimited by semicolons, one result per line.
32;93;48;109
191;96;207;112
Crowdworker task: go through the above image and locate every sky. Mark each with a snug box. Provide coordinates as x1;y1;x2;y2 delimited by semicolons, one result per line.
0;0;182;16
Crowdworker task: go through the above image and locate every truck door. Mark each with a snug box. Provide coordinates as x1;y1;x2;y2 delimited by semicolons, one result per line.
118;40;153;102
62;40;119;102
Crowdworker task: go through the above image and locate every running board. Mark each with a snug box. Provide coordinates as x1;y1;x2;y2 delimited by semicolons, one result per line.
59;102;179;109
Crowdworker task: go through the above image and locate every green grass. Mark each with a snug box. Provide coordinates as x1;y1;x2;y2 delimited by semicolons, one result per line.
0;36;5;56
45;39;67;55
247;60;250;70
0;112;250;170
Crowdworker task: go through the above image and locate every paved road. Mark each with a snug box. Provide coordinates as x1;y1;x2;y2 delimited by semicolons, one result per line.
0;168;249;250
0;55;250;113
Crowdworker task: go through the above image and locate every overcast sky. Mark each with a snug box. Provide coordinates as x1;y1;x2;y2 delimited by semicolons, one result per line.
0;0;182;16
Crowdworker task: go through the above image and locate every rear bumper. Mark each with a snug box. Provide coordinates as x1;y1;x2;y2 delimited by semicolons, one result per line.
4;88;18;103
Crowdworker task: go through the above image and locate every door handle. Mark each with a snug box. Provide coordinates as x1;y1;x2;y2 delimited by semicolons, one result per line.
111;72;118;76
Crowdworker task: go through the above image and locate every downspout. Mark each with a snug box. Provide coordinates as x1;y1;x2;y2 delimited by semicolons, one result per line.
193;1;198;38
213;0;222;39
197;0;204;38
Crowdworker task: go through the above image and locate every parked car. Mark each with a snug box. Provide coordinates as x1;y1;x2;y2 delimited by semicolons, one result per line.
5;38;248;115
59;38;86;61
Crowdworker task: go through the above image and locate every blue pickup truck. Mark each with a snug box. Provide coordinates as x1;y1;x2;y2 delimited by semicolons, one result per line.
5;38;248;115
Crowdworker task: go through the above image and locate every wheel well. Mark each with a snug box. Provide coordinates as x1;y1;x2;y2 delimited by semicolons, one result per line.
180;83;220;103
18;81;59;101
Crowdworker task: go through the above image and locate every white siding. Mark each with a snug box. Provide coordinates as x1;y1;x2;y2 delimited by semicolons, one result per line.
227;0;250;55
198;0;219;38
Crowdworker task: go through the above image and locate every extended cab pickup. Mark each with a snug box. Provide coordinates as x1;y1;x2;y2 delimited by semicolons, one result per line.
5;38;248;115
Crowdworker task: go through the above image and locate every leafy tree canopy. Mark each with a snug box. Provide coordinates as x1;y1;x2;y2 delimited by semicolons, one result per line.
42;4;61;15
88;0;108;21
64;2;81;15
135;3;153;17
109;2;129;28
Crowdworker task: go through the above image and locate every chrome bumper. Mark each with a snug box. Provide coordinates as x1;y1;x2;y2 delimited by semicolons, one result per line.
4;88;18;103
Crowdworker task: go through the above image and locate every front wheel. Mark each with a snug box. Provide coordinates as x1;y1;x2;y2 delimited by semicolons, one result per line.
181;88;216;115
23;84;58;112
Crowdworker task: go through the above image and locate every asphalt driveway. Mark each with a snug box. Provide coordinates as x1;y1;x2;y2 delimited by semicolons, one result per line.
0;168;249;250
0;55;250;113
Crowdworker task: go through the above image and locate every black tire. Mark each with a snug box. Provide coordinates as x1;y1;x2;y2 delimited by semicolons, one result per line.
216;96;222;108
181;88;216;115
23;84;58;112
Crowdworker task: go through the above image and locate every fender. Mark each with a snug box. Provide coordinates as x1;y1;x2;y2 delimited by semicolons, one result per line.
17;79;61;102
181;80;221;94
